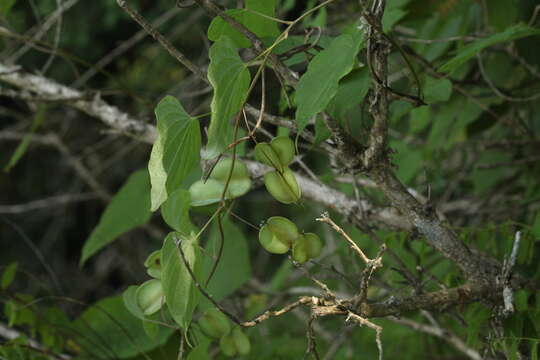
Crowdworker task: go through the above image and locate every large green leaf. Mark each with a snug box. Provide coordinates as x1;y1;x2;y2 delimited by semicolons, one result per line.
148;96;201;211
200;218;251;306
325;67;371;123
439;23;540;73
295;31;364;134
205;37;251;159
207;0;279;48
81;170;151;265
161;232;201;330
73;294;173;359
161;188;195;235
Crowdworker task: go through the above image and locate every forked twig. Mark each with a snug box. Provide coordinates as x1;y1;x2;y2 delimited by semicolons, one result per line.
316;212;381;268
346;312;383;360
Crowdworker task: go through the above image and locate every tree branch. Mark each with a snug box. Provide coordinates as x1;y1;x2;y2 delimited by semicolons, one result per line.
0;62;156;143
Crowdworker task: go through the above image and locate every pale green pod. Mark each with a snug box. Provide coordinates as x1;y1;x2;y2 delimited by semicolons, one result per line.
270;136;295;168
259;225;290;254
263;168;301;204
211;157;249;182
292;233;323;264
144;250;161;279
198;308;231;339
254;143;282;170
136;279;165;316
266;216;299;245
225;177;251;199
189;158;252;206
254;136;295;171
189;178;225;206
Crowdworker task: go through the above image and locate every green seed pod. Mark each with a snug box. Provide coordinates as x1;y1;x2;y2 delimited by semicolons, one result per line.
292;233;323;264
144;250;161;279
219;327;250;357
136;279;165;316
189;178;225;206
259;216;299;254
254;143;282;170
263;168;301;204
198;308;231;339
189;158;251;206
254;136;295;171
270;136;295;168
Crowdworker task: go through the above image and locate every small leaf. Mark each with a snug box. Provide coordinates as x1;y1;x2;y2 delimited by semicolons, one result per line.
295;31;365;134
325;67;370;124
161;232;201;330
424;77;452;104
0;0;17;17
187;339;211;360
382;8;407;32
205;37;251;159
198;308;231;339
81;170;151;265
148;96;201;211
409;106;431;133
161;189;195;234
1;262;18;289
4;105;45;172
207;0;279;48
439;23;540;73
514;290;529;312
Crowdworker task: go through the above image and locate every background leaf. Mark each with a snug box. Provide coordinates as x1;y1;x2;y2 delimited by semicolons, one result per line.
161;232;201;330
0;0;16;16
204;37;251;159
423;76;453;104
199;217;251;308
80;170;151;265
325;67;371;124
4;105;45;172
73;294;173;359
1;262;18;289
439;23;540;73
207;0;279;48
161;188;195;234
148;96;201;211
295;31;364;134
